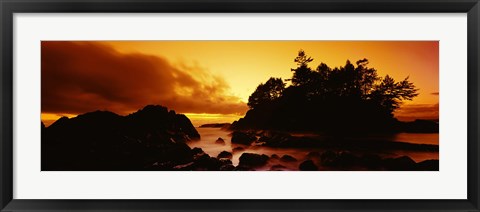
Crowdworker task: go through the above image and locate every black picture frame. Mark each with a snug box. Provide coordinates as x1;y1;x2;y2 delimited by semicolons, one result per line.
1;0;479;211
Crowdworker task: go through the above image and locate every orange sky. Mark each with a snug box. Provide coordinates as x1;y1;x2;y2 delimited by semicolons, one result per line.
41;41;438;126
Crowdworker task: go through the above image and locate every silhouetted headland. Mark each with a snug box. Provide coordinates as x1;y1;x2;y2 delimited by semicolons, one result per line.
230;50;438;134
199;123;231;129
42;105;209;171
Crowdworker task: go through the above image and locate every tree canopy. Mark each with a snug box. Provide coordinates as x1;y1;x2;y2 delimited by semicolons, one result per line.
248;77;286;109
237;50;419;132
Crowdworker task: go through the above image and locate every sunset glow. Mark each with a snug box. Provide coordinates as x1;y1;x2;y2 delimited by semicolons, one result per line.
41;41;438;125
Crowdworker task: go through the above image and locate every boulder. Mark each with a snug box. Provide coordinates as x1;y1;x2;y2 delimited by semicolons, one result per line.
219;158;233;165
238;153;269;168
162;142;194;164
192;154;222;171
220;164;235;171
191;147;204;155
199;123;231;128
217;151;233;159
215;137;225;144
299;160;318;171
258;131;293;147
231;131;257;145
383;156;417;171
360;154;383;170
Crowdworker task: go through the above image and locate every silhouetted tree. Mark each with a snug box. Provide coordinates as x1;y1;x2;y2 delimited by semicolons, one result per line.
290;50;315;87
354;59;379;97
248;77;286;109
294;49;314;66
370;75;419;113
233;49;420;133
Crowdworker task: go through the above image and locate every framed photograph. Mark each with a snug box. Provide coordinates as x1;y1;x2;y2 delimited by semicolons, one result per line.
1;0;479;211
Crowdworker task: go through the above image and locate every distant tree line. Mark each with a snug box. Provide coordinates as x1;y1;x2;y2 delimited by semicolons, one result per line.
233;50;419;132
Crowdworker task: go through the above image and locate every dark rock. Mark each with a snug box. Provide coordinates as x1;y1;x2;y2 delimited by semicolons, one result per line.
383;156;417;171
238;153;269;168
191;147;204;155
299;160;318;171
360;154;383;170
42;105;201;171
192;154;223;171
215;137;225;144
399;119;439;133
257;131;293;147
217;151;233;159
280;154;297;162
234;166;255;171
219;158;233;165
193;151;208;161
127;105;200;141
48;116;72;130
163;142;194;164
270;154;280;159
416;159;439;171
231;131;257;145
199;123;231;128
220;164;235;171
320;150;337;164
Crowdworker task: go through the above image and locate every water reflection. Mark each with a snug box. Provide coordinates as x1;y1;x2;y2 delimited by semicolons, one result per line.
186;127;439;170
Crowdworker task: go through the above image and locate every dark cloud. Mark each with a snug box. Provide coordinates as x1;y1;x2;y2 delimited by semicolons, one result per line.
394;103;439;122
41;41;248;115
431;92;439;95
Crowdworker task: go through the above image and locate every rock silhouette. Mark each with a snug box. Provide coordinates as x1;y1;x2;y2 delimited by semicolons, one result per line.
238;153;269;168
215;137;225;144
199;123;231;128
231;131;257;145
42;105;200;171
299;160;319;171
415;159;439;171
217;151;233;159
383;156;417;171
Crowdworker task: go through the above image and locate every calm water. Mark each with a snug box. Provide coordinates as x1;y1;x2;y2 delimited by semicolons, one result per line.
186;128;439;169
